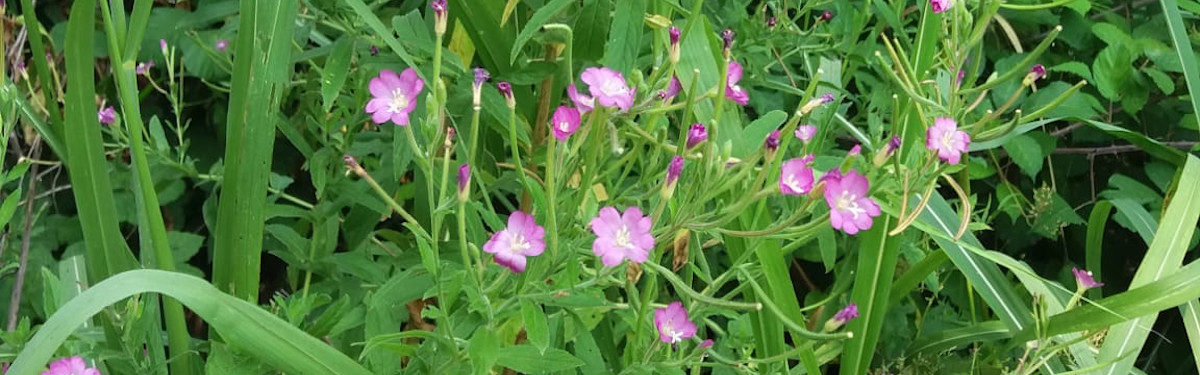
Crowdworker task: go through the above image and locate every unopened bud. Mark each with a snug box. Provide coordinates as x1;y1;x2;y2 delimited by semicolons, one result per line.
497;81;514;108
430;0;447;35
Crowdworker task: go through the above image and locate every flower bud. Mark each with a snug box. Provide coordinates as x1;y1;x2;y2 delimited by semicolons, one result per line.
370;45;380;56
873;136;902;166
671;228;690;271
823;303;859;331
215;39;229;52
767;17;777;28
764;130;781;160
159;39;169;55
1023;64;1046;86
497;81;514;108
430;0;447;35
821;10;834;21
686;123;707;149
457;164;471;202
668;26;682;64
472;68;490;108
720;29;734;59
662;156;684;199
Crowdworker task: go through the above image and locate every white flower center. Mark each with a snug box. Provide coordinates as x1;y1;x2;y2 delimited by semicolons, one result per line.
783;174;805;193
836;191;866;219
667;328;683;344
599;81;628;98
940;130;957;151
557;121;571;133
507;233;530;255
613;225;635;250
387;88;409;114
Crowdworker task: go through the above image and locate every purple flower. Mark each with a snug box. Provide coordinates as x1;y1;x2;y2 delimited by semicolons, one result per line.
823;170;881;235
482;211;546;273
886;136;901;154
666;156;684;186
654;302;698;344
820;93;835;104
135;61;154;75
580;67;635;111
430;0;447;33
930;0;952;13
370;45;380;56
780;156;815;195
686;123;707;149
97;106;117;125
725;61;749;106
1025;64;1047;85
956;69;966;85
41;356;100;375
834;303;859;323
764;130;781;151
457;164;470;199
794;124;817;143
497;81;514;107
659;76;682;100
821;10;834;20
365;68;424;126
720;29;735;51
430;0;446;15
16;59;26;72
214;39;229;52
1072;267;1104;290
551;105;581;142
567;84;595;114
669;26;681;45
925;117;970;165
590;206;654;267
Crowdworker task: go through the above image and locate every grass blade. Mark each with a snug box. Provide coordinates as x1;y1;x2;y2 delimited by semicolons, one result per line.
1160;0;1200;131
1086;201;1113;299
1098;155;1200;374
211;0;299;301
62;0;138;282
839;215;901;375
508;0;574;65
1181;300;1200;370
18;0;65;147
8;270;372;375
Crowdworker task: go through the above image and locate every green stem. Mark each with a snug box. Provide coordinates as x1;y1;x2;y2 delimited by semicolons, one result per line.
644;262;761;311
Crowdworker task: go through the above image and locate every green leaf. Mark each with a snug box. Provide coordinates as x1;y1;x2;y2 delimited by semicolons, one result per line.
321;38;354;113
8;270;372;375
468;328;499;375
521;300;550;353
508;0;574;65
1049;61;1093;82
342;0;425;79
495;345;584;374
1144;68;1176;94
1001;134;1044;178
912;320;1009;353
839;215;901;375
734;110;786;157
1098;155;1200;374
1087;201;1114;299
1077;118;1186;165
1091;23;1133;46
1160;0;1200;132
1092;45;1135;101
212;0;299;302
1108;198;1157;245
602;0;645;74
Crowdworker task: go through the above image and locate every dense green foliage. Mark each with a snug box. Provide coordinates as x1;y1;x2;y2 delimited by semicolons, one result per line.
1;0;1199;374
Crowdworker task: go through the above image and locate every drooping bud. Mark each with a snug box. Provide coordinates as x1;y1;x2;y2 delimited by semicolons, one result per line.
668;26;682;63
430;0;448;35
764;129;781;160
457;164;471;202
823;303;859;331
497;81;514;108
1023;64;1046;86
873;136;902;166
797;93;836;116
472;68;490;108
686;123;707;149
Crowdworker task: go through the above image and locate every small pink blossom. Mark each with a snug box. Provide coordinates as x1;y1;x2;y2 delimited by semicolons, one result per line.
780;156;815;196
794;125;817;143
925;117;970;165
567;84;595;114
699;339;714;348
497;81;514;107
1072;267;1104;290
551;106;580;142
97;106;117;125
654;301;697;344
580;67;635;111
930;0;952;13
1030;64;1046;80
42;356;100;375
823;169;881;235
686;123;707;149
848;144;862;156
725;61;749;106
821;10;834;20
365;68;424;126
214;39;229;52
590;206;654;267
659;76;682;100
135;61;154;75
482;211;546;273
833;303;859;323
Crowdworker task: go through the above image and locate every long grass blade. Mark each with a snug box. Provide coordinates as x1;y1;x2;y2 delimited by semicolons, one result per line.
1160;0;1200;131
1098;155;1200;374
839;215;901;375
211;0;299;301
7;270;372;375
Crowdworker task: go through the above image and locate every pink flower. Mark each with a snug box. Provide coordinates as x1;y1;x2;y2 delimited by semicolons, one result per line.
97;106;117;125
794;124;817;143
930;0;952;13
925;117;970;165
135;61;154;75
567;84;595;114
42;356;100;375
699;339;714;348
666;156;684;186
365;68;424;126
686;123;707;149
654;301;697;344
725;61;749;106
580;67;635;111
1072;267;1104;290
551;105;580;142
482;211;546;273
823;169;881;235
833;303;859;323
848;144;861;156
780;156;815;195
214;39;229;52
429;0;446;15
472;68;489;106
589;206;654;267
659;76;682;100
1030;64;1046;80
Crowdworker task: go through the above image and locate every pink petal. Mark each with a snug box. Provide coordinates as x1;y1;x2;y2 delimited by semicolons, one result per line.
727;61;743;84
369;77;392;97
371;110;392;124
379;69;402;87
365;98;389;113
390;112;411;126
